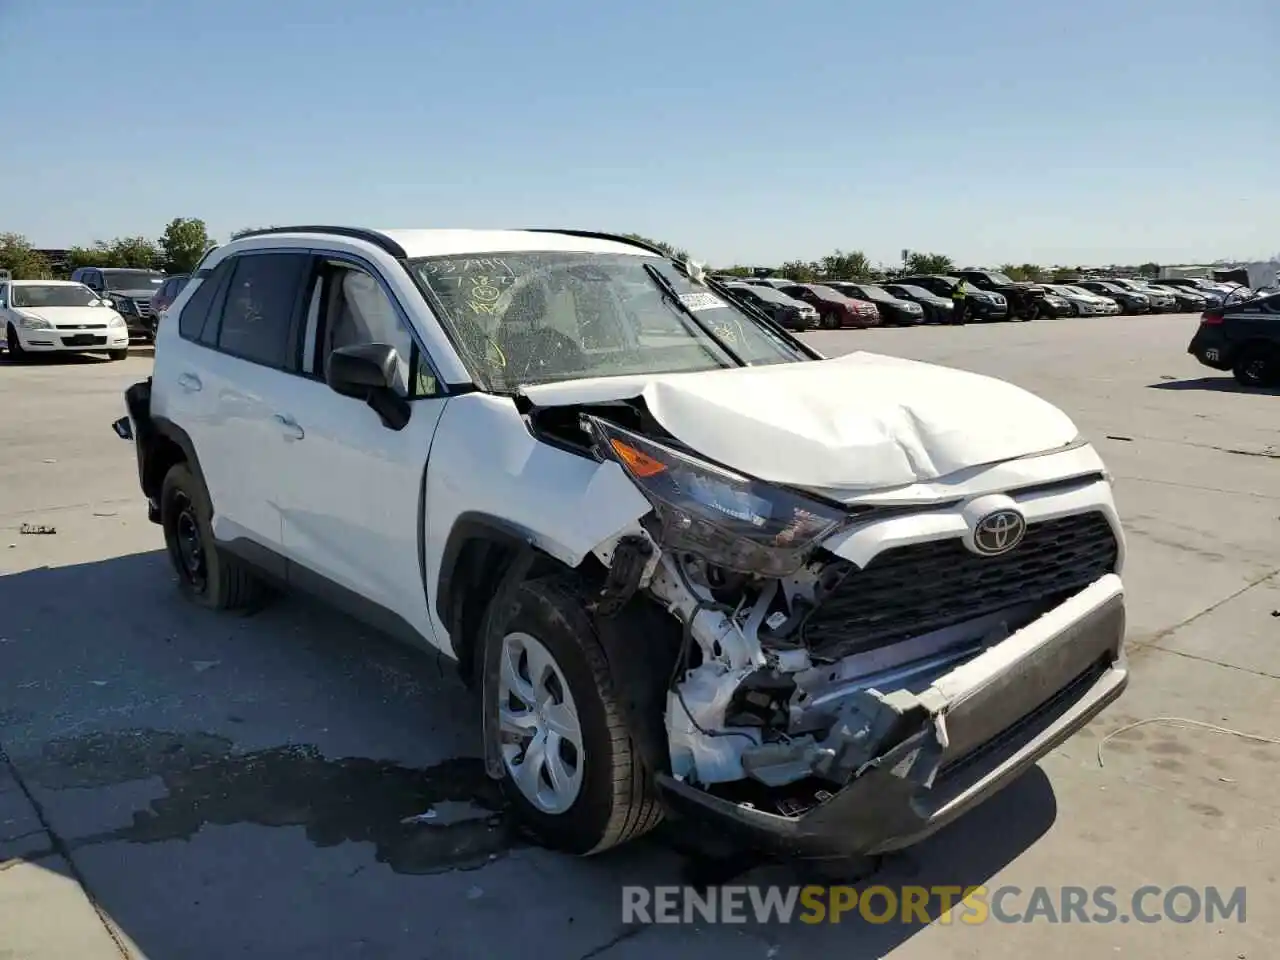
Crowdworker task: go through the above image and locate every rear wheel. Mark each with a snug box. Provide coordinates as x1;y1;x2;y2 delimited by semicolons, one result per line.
1233;344;1278;388
160;463;268;610
486;575;663;855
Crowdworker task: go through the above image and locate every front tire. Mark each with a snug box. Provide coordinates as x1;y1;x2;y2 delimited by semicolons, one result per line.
822;310;840;330
5;325;26;360
486;575;663;855
160;463;268;610
108;348;129;361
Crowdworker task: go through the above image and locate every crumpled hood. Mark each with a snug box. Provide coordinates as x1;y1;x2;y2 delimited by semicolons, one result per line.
520;352;1080;491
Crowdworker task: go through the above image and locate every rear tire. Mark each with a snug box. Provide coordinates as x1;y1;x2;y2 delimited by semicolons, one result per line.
1233;344;1278;388
485;574;663;855
160;463;268;611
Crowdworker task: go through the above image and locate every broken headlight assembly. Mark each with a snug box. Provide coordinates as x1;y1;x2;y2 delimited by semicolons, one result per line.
583;416;848;577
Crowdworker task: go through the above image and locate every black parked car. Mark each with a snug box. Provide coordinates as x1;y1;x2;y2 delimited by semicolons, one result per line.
823;282;925;325
951;270;1047;321
1187;290;1280;387
1145;282;1210;312
69;267;165;341
897;275;1009;321
880;282;955;323
1074;280;1150;315
723;282;819;330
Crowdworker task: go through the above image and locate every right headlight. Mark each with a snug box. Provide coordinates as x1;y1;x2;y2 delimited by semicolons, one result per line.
583;416;848;576
17;314;52;330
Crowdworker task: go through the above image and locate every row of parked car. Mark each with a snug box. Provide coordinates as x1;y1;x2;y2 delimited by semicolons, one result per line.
713;270;1250;330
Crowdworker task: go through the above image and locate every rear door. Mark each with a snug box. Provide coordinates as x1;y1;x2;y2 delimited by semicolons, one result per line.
161;249;311;560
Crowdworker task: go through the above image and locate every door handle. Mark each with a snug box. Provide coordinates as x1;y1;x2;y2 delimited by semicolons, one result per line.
273;414;305;441
177;373;202;392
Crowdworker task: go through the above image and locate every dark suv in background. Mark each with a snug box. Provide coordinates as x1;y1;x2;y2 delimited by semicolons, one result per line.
898;274;1009;321
71;267;166;341
952;269;1047;321
1187;291;1280;387
150;274;191;328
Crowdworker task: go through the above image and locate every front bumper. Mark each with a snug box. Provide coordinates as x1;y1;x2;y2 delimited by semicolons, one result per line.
969;300;1007;320
658;576;1127;858
9;326;129;352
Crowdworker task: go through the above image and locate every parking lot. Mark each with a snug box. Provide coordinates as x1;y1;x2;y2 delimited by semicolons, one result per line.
1;314;1276;959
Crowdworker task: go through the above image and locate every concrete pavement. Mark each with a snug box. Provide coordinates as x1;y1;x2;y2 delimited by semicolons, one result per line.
0;317;1276;959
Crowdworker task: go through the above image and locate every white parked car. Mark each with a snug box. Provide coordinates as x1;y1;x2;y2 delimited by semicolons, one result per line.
1043;284;1120;316
1;279;131;360
113;227;1129;858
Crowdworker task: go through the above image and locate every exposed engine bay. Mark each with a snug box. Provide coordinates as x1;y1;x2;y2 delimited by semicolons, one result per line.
526;397;1123;820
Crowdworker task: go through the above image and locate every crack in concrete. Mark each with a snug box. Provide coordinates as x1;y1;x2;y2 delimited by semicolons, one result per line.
1110;473;1280;501
1145;646;1280;682
1129;568;1280;657
578;924;649;960
0;743;133;958
1212;445;1280;460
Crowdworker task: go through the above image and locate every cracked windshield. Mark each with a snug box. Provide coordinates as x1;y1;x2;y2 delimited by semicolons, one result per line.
408;252;805;390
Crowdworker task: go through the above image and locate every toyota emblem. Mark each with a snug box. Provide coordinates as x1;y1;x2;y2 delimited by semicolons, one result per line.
971;509;1027;556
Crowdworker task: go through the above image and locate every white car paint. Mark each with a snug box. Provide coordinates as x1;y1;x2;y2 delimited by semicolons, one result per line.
134;227;1128;846
519;351;1080;492
0;281;129;354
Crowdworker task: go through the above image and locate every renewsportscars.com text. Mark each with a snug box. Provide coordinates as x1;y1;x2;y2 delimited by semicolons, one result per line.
621;884;1247;926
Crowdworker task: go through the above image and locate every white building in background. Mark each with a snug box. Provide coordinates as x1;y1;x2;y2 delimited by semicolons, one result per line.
1161;260;1279;290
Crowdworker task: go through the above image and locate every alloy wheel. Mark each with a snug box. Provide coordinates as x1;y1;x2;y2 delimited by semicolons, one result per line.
497;631;585;814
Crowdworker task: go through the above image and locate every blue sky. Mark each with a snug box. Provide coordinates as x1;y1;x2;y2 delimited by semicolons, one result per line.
2;0;1275;266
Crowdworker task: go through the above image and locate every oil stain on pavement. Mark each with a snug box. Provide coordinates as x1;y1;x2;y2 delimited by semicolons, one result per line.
20;729;517;875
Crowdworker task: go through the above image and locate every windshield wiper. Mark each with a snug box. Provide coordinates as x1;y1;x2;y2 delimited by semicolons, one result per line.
642;263;747;367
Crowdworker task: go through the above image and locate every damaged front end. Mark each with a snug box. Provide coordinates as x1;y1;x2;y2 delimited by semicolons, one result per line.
541;404;1127;857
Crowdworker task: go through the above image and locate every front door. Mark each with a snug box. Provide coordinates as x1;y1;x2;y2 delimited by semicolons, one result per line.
276;255;449;649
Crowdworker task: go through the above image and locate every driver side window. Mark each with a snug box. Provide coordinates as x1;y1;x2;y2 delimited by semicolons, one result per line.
307;262;439;399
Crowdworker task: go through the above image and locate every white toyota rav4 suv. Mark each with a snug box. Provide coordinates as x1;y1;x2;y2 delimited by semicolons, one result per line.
114;226;1128;858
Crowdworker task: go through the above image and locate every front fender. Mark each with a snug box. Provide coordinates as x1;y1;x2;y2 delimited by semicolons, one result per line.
424;392;653;650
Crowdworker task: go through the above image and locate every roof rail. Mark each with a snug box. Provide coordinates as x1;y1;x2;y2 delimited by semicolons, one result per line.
232;225;406;259
521;229;677;260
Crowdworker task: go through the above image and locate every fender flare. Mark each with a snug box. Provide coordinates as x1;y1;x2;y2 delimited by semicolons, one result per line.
433;512;543;630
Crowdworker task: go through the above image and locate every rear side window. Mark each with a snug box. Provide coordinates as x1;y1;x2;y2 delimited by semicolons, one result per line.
215;253;309;368
179;262;231;341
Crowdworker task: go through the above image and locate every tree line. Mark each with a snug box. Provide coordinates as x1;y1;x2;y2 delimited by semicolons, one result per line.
0;221;1162;285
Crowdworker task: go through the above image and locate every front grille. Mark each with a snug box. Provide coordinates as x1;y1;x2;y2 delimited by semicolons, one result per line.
61;335;108;347
801;512;1119;657
132;298;153;317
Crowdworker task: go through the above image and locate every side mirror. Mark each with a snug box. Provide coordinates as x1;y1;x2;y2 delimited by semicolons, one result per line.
325;343;410;430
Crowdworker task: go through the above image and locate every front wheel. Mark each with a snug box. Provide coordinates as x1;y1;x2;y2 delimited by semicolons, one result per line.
485;575;663;855
108;348;129;361
821;310;840;330
1233;345;1278;388
5;325;25;360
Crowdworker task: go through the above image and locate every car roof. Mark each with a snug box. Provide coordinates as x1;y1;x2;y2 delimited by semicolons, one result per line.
230;227;657;259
